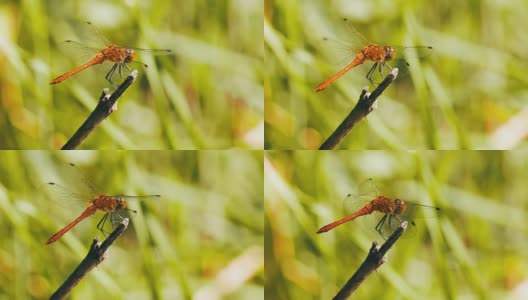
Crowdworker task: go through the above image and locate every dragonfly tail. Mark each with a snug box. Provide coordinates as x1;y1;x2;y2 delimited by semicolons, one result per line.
316;203;374;233
46;204;97;244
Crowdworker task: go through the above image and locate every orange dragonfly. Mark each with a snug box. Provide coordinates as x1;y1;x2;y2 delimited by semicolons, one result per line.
314;19;432;92
316;182;440;238
45;163;160;244
50;21;172;86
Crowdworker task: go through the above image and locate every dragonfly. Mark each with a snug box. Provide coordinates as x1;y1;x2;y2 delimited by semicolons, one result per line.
45;163;160;244
50;21;172;86
316;182;440;238
314;19;432;92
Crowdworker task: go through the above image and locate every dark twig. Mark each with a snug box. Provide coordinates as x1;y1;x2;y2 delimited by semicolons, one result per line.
319;68;398;150
49;218;130;300
333;221;408;300
61;71;138;150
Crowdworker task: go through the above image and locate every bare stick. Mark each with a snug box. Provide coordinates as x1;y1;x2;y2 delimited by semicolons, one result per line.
319;68;398;150
49;218;130;300
333;221;408;300
60;71;138;149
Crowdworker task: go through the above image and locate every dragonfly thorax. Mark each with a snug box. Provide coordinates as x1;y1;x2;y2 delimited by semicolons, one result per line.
92;195;127;212
100;45;136;64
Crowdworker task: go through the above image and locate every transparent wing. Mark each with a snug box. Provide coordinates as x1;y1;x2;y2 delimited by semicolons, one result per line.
43;181;92;211
42;162;103;209
76;21;112;48
377;200;440;239
389;45;433;78
131;48;172;55
55;39;103;65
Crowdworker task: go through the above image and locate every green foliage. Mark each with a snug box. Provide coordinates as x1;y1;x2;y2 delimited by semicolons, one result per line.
0;0;263;149
265;0;528;149
265;151;528;299
0;151;263;299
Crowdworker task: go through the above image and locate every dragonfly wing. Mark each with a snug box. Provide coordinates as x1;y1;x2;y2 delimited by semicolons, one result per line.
388;46;433;79
132;48;172;55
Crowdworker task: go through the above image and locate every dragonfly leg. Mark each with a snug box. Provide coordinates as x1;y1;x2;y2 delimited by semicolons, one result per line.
121;63;133;80
375;214;388;238
117;63;133;81
366;62;378;84
97;213;111;237
386;214;407;235
105;64;119;87
382;61;394;78
387;214;401;232
110;212;124;227
383;61;393;71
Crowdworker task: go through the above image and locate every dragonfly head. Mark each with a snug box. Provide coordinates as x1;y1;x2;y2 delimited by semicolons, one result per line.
115;196;128;210
393;199;407;214
384;46;395;61
125;48;136;63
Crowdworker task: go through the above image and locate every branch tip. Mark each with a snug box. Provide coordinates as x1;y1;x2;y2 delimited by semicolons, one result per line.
332;221;407;300
319;71;396;149
60;71;138;149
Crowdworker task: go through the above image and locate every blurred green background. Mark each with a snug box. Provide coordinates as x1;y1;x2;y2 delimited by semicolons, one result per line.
264;0;528;149
0;0;263;149
265;151;528;299
0;151;263;299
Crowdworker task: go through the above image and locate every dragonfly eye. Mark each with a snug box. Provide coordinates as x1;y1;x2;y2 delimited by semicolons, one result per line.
125;49;136;62
116;197;127;209
393;199;406;214
384;47;395;61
